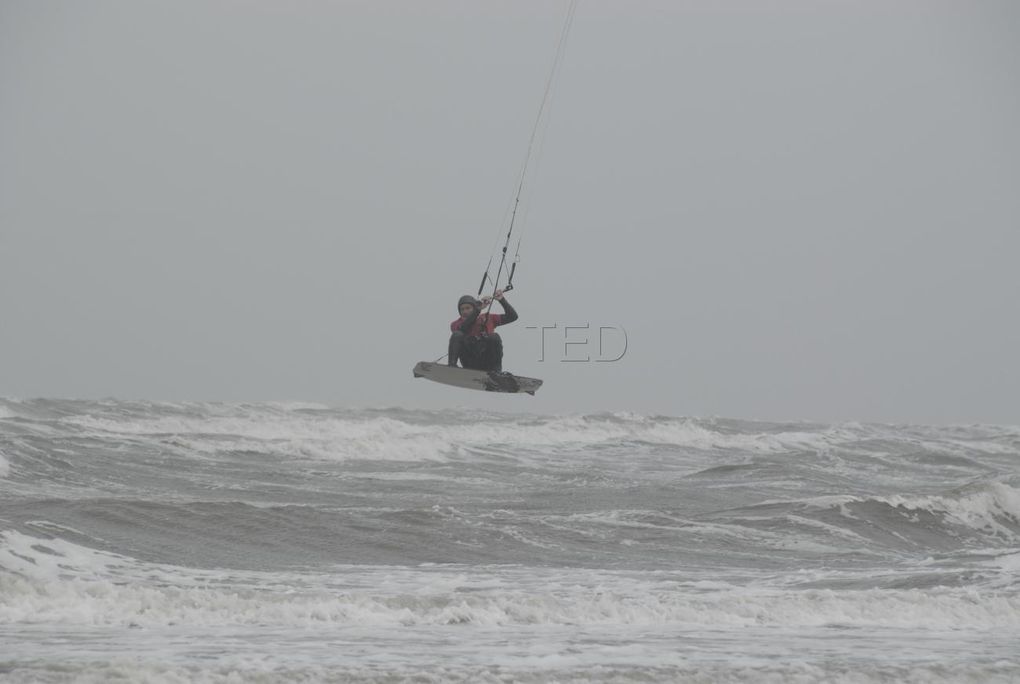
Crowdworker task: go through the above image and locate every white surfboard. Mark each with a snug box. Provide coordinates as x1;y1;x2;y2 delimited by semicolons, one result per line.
413;361;543;395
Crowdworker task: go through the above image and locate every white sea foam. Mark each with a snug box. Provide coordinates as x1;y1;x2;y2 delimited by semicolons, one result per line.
760;482;1020;540
3;530;1019;630
873;483;1020;536
4;403;1020;683
2;660;1019;684
54;408;880;466
62;414;462;462
51;404;1020;473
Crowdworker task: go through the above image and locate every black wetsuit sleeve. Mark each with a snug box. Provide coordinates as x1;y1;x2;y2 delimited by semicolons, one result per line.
458;310;480;335
498;298;518;325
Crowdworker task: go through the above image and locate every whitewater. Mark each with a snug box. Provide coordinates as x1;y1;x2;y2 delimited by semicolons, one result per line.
1;399;1018;683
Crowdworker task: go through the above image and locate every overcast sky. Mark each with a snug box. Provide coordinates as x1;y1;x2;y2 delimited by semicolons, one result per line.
2;1;1018;424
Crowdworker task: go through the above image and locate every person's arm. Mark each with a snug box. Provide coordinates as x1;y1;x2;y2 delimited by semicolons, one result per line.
497;297;518;325
488;289;517;325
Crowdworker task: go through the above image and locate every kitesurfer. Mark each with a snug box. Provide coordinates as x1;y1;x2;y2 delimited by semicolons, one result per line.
448;289;518;371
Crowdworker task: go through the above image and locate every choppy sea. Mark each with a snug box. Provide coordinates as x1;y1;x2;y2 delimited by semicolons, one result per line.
1;399;1018;683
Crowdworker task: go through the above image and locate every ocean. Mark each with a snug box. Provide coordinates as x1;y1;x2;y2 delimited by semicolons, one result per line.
1;399;1018;683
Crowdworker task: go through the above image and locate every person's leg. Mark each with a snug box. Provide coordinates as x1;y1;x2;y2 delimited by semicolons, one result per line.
459;335;486;370
448;331;466;367
489;333;504;372
475;334;503;372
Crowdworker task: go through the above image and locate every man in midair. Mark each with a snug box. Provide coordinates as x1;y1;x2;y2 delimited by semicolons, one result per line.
448;289;518;371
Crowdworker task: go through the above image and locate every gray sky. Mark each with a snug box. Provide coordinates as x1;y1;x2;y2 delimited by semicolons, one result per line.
2;1;1018;424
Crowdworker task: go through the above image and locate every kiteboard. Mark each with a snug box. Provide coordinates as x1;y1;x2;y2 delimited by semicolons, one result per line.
413;361;542;395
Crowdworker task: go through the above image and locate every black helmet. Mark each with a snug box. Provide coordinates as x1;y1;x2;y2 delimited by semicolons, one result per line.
457;295;480;312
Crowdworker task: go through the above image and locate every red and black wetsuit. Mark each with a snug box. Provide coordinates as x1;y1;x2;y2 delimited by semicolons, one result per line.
448;298;518;371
